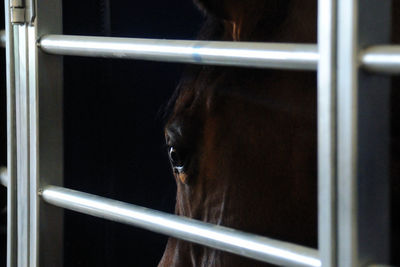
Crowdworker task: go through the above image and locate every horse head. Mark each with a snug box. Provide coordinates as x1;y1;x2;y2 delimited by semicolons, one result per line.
158;1;318;266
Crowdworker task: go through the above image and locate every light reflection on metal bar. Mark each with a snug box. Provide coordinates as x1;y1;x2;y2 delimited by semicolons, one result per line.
361;45;400;74
5;1;18;265
42;185;321;267
317;0;337;266
0;30;5;48
38;35;319;70
37;34;400;75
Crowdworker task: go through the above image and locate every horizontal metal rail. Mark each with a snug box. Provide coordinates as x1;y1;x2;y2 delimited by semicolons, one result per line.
41;185;321;267
0;30;5;48
38;35;400;74
38;35;319;70
0;167;321;265
361;45;400;74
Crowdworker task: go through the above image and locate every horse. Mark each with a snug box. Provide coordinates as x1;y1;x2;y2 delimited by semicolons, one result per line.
158;0;400;266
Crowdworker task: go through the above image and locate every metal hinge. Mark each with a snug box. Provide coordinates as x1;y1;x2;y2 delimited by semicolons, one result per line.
10;0;36;25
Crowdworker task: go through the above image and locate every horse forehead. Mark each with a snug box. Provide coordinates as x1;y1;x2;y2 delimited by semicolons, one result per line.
171;86;215;122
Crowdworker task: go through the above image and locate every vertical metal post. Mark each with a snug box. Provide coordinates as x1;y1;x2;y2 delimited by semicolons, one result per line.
337;0;391;266
15;23;30;267
5;0;18;266
8;0;64;266
317;0;337;266
35;1;64;265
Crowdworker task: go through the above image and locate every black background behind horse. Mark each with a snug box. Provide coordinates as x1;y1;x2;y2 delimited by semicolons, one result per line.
0;0;202;266
62;1;202;266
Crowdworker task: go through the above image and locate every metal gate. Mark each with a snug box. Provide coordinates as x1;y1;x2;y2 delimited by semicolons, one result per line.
0;0;396;266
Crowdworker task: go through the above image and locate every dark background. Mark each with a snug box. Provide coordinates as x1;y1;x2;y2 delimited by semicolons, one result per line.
62;1;202;266
0;0;203;266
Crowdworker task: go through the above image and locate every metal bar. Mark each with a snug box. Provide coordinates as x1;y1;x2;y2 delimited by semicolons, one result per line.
1;30;5;47
337;1;361;265
37;34;400;75
34;1;64;266
6;0;64;266
38;35;319;70
0;168;329;267
27;25;37;267
361;45;400;74
317;0;337;266
4;0;18;266
42;186;321;267
337;0;390;266
15;24;30;267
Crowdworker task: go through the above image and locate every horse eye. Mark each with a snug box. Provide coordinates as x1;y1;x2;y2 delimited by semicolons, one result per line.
169;147;184;169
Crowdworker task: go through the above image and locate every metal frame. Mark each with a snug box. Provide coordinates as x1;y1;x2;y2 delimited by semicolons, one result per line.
317;0;337;266
0;0;395;266
4;0;17;265
337;1;390;266
3;0;63;266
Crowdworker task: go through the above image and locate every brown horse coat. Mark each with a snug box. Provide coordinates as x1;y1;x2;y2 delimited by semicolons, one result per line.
159;1;400;266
